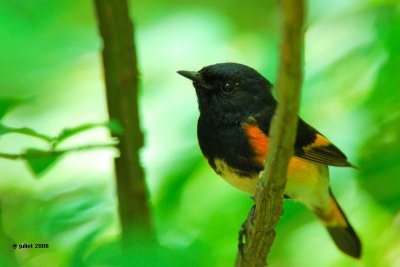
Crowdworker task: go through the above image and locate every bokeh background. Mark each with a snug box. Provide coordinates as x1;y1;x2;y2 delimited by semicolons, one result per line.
0;0;399;266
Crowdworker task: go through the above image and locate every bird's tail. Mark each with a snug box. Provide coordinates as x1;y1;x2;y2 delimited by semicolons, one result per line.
316;189;362;259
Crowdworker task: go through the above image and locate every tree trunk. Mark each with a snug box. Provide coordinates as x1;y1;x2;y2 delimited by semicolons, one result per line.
93;0;154;247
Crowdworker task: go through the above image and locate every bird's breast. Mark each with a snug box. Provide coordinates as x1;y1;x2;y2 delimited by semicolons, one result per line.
212;156;330;211
197;118;263;179
212;158;258;194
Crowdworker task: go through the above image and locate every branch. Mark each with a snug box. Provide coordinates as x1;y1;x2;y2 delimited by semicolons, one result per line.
93;0;154;246
0;121;115;149
236;0;304;266
0;142;117;160
0;125;53;143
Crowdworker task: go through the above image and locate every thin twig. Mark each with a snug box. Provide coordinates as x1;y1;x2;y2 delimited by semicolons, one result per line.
236;0;304;266
0;152;21;160
0;125;53;143
0;142;117;160
0;121;113;148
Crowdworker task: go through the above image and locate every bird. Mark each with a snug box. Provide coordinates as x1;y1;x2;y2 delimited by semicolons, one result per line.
177;62;361;258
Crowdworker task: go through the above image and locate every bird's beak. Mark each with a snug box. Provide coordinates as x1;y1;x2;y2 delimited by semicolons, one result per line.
177;70;211;89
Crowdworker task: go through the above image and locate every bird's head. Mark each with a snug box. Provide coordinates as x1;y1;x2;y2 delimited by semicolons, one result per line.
178;63;275;124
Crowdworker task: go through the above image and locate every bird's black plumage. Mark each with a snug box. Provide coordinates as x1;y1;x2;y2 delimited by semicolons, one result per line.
178;62;361;258
180;62;352;168
193;63;275;176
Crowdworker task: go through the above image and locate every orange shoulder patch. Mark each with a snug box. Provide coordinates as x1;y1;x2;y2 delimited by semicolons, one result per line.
243;124;269;165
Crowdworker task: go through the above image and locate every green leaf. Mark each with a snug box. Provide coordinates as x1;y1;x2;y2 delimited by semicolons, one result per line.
0;123;53;142
0;97;23;120
24;149;63;177
54;120;123;146
57;123;103;144
106;119;124;135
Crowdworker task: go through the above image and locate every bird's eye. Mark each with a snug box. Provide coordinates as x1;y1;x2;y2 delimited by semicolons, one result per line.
222;82;233;93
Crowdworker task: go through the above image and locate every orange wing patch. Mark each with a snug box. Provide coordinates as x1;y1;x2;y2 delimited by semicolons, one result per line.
243;124;269;165
313;134;331;147
300;133;353;167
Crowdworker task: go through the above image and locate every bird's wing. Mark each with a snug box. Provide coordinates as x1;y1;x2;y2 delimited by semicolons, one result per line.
294;119;353;167
250;111;354;167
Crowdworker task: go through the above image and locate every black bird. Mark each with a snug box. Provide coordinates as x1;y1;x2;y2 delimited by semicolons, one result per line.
178;62;361;258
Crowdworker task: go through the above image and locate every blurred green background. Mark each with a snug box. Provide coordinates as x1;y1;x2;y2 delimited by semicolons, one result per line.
0;0;399;266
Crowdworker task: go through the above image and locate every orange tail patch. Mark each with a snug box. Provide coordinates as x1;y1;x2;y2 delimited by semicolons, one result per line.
323;196;348;227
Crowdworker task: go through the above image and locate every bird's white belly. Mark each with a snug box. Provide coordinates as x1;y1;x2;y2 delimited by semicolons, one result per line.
213;157;331;209
214;159;258;194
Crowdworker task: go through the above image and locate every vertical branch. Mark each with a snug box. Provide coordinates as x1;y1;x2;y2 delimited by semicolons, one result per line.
93;0;154;243
236;0;304;266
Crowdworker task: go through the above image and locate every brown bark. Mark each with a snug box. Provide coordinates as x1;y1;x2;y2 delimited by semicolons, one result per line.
236;0;304;266
93;0;154;245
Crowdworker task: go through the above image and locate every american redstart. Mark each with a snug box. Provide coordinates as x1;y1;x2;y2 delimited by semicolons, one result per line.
178;62;361;258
